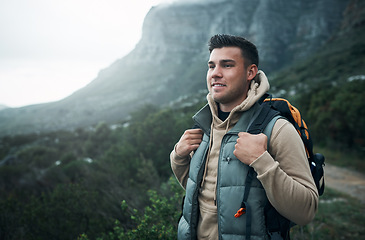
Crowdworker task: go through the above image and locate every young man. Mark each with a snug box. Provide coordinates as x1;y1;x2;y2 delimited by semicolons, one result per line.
170;34;318;240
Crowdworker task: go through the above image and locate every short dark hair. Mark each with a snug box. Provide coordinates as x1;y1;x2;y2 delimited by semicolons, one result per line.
208;34;259;67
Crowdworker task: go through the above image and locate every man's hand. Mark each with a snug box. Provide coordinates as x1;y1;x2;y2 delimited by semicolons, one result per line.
175;129;204;157
233;132;267;165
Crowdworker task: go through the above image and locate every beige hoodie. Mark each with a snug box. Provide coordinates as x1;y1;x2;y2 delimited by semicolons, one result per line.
170;71;318;239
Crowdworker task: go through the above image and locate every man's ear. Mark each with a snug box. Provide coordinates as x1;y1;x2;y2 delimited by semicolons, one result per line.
247;64;258;81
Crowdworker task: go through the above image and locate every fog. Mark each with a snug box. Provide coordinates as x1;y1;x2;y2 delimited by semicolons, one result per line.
0;0;173;108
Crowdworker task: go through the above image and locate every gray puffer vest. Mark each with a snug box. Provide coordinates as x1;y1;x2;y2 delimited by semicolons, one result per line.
178;102;274;240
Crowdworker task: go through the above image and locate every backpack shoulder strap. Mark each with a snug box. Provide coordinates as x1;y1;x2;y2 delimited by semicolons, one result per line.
235;101;284;240
263;115;282;150
243;100;292;239
247;101;281;136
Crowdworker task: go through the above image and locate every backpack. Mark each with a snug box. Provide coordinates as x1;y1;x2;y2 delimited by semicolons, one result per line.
250;94;325;196
236;94;325;239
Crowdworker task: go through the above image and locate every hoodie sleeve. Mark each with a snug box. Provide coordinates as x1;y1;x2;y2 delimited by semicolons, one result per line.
250;119;319;225
170;145;191;189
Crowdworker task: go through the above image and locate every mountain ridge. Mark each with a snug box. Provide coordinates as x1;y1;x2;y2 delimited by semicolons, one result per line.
0;0;352;137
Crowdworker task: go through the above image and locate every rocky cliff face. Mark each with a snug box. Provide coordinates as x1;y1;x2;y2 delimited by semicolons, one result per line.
0;0;351;136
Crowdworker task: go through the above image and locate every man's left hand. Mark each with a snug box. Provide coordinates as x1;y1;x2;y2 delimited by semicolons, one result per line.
233;132;267;165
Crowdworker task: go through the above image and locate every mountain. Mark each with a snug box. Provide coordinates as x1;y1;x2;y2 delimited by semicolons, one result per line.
0;0;354;137
0;105;9;111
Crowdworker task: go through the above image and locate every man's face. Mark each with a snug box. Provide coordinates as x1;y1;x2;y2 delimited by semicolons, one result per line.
207;47;251;112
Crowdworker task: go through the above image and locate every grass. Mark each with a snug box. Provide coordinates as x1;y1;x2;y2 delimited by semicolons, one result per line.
290;188;365;240
290;144;365;240
315;147;365;174
290;146;365;239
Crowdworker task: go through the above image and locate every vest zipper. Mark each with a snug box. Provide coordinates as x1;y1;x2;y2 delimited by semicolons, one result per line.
216;132;232;237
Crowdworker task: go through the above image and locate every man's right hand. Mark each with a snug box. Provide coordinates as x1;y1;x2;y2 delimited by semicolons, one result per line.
175;129;204;157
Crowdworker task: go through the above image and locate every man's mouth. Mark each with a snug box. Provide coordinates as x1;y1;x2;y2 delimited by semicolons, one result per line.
212;83;226;87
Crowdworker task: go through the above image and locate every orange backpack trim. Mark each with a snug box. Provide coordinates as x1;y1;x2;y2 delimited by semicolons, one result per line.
264;98;310;156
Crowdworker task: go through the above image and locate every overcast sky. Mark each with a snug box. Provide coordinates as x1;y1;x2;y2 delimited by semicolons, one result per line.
0;0;173;108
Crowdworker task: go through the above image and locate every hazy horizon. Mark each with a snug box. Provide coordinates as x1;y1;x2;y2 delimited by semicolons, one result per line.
0;0;173;108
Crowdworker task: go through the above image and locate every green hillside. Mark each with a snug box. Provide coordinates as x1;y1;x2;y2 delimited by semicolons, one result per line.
268;21;365;151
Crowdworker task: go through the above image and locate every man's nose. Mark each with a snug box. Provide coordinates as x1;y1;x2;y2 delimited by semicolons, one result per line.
211;66;223;78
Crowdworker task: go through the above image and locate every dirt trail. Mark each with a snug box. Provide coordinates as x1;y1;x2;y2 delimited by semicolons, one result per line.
325;163;365;203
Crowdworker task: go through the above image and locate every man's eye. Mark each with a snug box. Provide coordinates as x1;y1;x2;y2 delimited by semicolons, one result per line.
208;65;215;69
224;64;233;68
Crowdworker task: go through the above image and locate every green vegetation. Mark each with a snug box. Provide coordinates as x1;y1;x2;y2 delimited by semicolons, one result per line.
291;188;365;240
94;177;185;240
316;147;365;173
269;24;365;152
0;102;203;240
